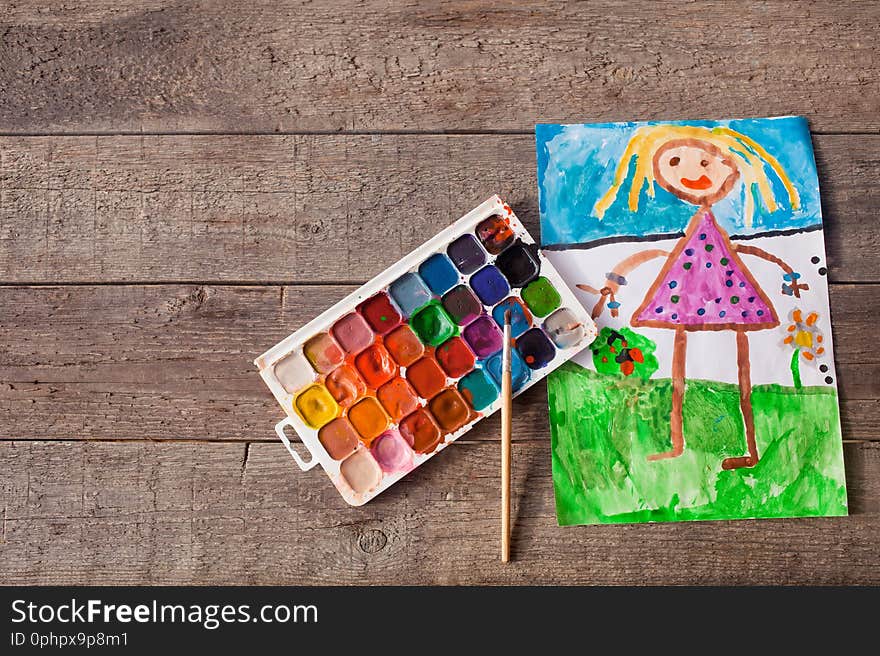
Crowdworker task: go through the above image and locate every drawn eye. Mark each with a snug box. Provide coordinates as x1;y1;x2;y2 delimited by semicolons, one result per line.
669;157;680;166
700;159;709;167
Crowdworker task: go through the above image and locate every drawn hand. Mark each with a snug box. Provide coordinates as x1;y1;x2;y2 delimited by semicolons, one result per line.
782;272;809;298
789;279;810;298
576;282;620;319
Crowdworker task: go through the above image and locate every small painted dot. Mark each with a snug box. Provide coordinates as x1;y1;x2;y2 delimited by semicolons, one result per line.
706;262;712;268
726;270;734;277
669;280;678;289
739;282;746;288
819;364;829;373
757;310;764;316
720;257;729;265
699;233;707;240
741;311;748;317
725;280;733;287
818;267;827;276
655;306;663;313
715;297;721;303
731;296;740;304
683;262;692;270
811;256;820;264
705;244;714;252
671;295;680;303
697;308;705;316
671;313;678;320
719;310;726;318
685;248;694;256
748;296;755;303
825;376;834;384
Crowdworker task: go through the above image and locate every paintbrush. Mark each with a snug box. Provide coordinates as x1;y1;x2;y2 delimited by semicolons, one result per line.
501;309;512;563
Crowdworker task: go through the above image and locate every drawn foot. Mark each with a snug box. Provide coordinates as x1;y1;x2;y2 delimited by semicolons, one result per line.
647;447;684;462
721;455;758;470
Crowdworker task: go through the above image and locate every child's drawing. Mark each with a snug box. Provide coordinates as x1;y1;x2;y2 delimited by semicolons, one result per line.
537;117;847;525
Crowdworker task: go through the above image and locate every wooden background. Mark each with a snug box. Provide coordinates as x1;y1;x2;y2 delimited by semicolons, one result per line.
1;1;878;585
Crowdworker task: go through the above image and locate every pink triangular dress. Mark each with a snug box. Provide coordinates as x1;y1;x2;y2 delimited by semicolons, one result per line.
632;211;779;331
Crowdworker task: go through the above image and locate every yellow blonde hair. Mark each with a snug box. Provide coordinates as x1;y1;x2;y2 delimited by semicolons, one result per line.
593;125;800;227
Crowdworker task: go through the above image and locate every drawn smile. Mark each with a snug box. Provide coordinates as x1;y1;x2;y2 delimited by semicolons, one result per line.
680;175;713;190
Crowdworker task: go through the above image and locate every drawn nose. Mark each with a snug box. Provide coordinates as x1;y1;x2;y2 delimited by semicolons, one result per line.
681;175;713;190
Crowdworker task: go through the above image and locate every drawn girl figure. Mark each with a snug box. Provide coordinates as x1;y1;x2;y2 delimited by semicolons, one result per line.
580;125;808;470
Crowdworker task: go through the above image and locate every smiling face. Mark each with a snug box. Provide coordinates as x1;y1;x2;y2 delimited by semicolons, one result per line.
652;139;739;207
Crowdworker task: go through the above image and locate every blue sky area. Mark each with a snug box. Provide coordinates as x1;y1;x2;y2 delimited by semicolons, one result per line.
536;116;823;247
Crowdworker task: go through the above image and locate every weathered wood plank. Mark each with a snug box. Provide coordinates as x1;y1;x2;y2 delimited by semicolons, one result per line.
0;439;876;585
1;1;877;134
1;134;877;283
0;283;876;442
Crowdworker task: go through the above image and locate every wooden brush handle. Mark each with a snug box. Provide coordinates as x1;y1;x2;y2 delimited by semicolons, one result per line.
501;320;512;563
501;372;512;562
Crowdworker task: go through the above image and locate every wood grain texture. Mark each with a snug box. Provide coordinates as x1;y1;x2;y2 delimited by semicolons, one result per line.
0;283;876;443
1;1;877;586
1;1;878;134
1;134;878;283
1;439;876;585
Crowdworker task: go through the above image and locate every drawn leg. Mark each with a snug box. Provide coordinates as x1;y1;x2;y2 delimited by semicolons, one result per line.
648;326;686;461
722;331;759;470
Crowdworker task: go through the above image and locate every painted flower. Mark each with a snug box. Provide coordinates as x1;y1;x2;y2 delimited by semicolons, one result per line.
590;327;659;379
783;309;825;389
783;309;825;362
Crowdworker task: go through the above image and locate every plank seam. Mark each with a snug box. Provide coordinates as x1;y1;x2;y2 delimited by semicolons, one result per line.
0;130;876;138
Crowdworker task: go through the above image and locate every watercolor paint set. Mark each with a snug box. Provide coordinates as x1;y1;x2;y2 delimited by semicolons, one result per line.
255;196;596;505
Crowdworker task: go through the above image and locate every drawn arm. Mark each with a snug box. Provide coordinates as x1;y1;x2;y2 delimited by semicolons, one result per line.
733;244;810;298
576;249;670;319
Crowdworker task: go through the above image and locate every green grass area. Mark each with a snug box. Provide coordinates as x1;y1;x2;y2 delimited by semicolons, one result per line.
548;362;848;525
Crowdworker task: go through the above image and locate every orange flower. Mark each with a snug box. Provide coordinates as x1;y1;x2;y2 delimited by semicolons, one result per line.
783;309;825;361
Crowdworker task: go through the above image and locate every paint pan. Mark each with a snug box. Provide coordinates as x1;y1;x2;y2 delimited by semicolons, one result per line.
255;195;597;506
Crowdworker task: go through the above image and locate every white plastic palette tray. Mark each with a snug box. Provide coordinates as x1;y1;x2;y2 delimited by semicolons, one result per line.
255;195;597;505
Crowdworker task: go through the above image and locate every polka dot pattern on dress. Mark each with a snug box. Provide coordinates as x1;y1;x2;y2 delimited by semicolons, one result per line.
633;212;776;328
